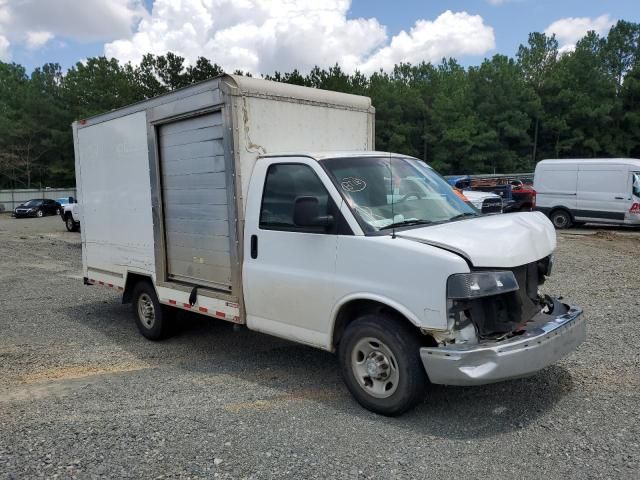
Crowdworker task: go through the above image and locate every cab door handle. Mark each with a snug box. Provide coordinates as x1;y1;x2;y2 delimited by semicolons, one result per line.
250;235;258;259
614;196;624;200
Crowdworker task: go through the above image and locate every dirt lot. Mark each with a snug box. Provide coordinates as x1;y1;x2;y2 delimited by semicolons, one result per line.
1;214;639;479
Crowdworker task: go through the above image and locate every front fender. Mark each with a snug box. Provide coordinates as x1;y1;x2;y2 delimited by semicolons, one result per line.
332;235;469;339
330;292;423;329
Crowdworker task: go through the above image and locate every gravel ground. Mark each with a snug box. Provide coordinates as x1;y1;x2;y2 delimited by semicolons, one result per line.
1;214;639;479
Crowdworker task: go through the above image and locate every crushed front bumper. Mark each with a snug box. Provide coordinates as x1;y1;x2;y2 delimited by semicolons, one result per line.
420;303;585;386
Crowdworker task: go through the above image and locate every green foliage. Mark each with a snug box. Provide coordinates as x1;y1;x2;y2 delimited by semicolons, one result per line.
1;21;639;187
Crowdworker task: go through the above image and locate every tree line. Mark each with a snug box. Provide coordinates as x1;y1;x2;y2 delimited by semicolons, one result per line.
0;20;638;188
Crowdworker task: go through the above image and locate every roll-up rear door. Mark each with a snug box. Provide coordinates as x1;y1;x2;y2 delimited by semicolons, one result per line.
158;112;232;290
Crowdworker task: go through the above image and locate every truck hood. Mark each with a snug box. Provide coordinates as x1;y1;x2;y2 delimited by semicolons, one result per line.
395;211;556;267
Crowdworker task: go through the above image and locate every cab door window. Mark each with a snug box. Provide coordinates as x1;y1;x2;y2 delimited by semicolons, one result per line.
260;163;335;234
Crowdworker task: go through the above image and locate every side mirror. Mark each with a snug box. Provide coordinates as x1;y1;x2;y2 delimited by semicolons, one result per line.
293;196;334;229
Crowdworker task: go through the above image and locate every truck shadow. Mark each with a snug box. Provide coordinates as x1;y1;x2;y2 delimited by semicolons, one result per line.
64;301;574;440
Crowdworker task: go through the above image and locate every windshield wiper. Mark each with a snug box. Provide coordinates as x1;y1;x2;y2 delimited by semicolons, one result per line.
381;219;432;230
447;212;478;222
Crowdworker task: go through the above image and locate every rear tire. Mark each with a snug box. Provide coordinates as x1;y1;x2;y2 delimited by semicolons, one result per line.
550;209;572;229
338;313;428;416
131;281;174;340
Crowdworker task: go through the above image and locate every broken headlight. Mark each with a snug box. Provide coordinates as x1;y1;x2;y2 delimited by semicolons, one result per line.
447;271;519;300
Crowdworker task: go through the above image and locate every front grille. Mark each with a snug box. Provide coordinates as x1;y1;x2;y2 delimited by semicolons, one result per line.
481;199;502;214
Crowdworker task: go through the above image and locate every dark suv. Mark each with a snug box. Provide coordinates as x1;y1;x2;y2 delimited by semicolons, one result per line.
13;199;61;218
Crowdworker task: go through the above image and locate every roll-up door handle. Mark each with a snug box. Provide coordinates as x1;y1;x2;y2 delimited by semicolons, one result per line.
614;196;624;200
250;235;258;259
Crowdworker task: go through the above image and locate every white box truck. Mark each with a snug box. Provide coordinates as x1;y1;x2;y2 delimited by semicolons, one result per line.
74;75;585;415
534;158;640;228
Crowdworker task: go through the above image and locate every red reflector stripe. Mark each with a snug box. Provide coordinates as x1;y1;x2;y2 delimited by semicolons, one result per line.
108;283;113;288
199;307;208;313
98;281;104;285
168;300;176;305
183;303;191;309
215;311;225;318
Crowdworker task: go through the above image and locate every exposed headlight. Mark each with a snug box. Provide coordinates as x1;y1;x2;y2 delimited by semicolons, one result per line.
447;271;519;299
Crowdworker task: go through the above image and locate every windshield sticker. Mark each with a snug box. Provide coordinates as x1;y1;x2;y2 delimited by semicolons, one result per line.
341;177;367;192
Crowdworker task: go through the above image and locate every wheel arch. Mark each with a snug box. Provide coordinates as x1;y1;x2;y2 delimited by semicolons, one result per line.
548;206;575;219
122;272;156;304
548;206;575;227
329;294;435;352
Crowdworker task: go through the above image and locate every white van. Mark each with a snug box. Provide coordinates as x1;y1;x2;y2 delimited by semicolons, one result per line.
534;158;640;228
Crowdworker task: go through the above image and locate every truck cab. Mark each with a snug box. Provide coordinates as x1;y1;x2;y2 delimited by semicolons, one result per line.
241;151;585;415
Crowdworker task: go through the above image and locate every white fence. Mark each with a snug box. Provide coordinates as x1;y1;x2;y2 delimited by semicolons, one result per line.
0;188;77;212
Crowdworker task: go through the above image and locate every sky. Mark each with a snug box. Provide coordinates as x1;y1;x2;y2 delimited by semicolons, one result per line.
1;0;638;75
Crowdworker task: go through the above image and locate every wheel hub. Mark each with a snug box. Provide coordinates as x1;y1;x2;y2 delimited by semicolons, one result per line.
351;337;400;398
365;352;391;380
137;293;156;328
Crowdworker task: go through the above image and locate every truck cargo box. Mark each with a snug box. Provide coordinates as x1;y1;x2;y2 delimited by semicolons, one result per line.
73;75;375;311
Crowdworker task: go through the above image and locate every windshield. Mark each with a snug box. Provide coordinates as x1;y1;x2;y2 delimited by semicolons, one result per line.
322;156;477;233
23;200;42;207
633;172;640;198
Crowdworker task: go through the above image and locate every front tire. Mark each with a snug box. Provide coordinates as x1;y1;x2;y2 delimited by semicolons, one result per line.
338;313;429;416
65;215;78;232
131;281;174;340
550;209;572;229
36;209;44;218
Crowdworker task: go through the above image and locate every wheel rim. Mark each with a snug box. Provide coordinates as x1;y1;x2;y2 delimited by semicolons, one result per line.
37;210;43;217
66;217;74;230
137;293;156;329
351;337;400;398
553;213;568;228
56;208;61;215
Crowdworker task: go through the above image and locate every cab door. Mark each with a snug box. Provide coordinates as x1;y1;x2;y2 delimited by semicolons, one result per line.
243;158;350;349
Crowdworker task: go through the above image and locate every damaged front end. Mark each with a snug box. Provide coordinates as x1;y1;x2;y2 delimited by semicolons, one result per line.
420;255;586;386
447;256;555;341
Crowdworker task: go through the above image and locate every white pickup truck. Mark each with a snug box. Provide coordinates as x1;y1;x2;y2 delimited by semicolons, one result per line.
61;203;80;232
461;189;503;214
73;75;585;416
